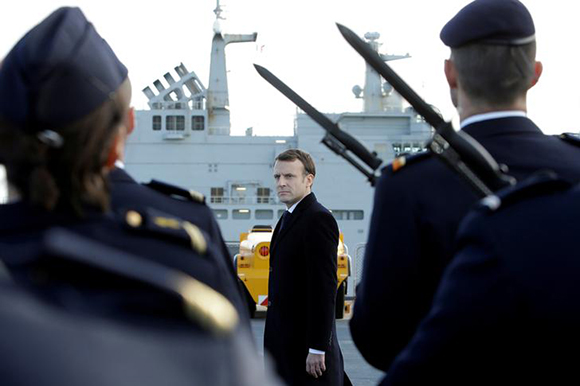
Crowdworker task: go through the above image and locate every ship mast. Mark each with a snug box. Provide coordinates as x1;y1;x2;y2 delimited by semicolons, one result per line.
352;32;410;113
207;0;257;135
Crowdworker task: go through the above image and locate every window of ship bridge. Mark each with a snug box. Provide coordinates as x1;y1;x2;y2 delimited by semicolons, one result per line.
166;115;185;131
330;210;364;220
233;209;251;220
213;209;228;220
152;115;161;130
256;209;274;220
211;187;225;203
192;116;205;131
257;187;271;204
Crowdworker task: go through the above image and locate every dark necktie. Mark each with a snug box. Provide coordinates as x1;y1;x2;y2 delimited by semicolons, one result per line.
280;211;291;231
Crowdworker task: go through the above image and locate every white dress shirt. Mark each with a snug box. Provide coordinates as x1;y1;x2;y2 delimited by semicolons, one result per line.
460;110;527;129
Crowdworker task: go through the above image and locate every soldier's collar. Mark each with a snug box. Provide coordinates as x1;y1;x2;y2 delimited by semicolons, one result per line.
287;192;311;213
461;115;541;140
460;110;527;129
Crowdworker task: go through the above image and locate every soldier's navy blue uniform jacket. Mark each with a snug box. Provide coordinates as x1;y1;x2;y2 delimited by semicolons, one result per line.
264;192;346;386
0;202;240;309
108;167;249;321
380;175;580;385
0;227;281;386
350;116;580;370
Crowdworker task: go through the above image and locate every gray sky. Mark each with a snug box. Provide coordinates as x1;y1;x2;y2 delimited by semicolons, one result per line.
1;0;578;136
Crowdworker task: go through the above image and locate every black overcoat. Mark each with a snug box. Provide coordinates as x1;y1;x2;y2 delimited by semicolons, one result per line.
264;192;344;386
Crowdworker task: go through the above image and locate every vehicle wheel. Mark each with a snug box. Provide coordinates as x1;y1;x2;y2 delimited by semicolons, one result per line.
335;281;346;319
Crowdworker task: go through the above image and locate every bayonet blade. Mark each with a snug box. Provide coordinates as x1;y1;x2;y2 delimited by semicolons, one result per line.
254;64;382;172
336;23;445;128
337;23;516;195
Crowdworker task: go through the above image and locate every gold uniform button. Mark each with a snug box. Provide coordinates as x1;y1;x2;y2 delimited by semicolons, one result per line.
126;211;143;227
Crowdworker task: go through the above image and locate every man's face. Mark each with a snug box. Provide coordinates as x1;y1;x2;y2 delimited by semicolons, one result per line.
273;159;313;208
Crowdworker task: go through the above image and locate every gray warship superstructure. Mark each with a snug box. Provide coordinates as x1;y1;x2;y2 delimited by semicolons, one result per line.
125;3;432;289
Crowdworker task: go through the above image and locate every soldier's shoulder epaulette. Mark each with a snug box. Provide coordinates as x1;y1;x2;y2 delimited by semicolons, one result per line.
475;171;572;214
382;151;431;174
144;179;206;204
121;207;208;255
557;132;580;147
41;228;238;336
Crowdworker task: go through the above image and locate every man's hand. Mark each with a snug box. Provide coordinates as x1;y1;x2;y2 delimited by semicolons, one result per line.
306;353;326;378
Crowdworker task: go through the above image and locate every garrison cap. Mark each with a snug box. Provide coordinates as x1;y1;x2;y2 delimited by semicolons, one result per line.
440;0;535;48
0;7;128;131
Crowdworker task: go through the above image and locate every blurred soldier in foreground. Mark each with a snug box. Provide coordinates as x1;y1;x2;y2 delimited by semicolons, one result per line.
109;83;249;322
381;174;580;384
0;7;278;385
350;0;580;371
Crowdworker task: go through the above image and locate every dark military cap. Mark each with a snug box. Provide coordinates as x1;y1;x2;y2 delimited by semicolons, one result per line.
0;7;127;131
440;0;535;48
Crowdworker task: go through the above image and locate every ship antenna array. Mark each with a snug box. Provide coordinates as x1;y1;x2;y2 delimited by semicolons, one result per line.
214;0;225;20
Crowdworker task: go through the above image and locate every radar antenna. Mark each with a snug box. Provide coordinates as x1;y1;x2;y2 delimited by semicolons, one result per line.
353;32;411;112
214;0;225;20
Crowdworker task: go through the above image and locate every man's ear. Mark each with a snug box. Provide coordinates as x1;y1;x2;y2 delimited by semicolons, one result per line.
530;61;543;88
444;59;459;108
444;59;458;89
306;174;314;189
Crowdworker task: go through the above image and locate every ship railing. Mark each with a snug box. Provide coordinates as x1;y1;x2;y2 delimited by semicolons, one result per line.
209;196;279;205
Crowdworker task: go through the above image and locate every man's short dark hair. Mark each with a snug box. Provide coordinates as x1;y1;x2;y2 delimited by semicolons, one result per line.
275;149;316;177
452;41;536;107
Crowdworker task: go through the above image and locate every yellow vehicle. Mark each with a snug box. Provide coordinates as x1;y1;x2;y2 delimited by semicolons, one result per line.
234;224;352;318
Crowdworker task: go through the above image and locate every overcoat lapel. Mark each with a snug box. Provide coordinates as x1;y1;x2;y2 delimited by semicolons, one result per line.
270;193;317;258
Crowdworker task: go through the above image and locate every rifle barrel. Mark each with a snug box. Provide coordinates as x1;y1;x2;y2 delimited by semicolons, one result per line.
254;64;382;171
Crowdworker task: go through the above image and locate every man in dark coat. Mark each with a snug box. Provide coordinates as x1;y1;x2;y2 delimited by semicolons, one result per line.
350;0;580;371
264;149;347;385
381;173;580;385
